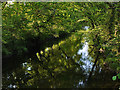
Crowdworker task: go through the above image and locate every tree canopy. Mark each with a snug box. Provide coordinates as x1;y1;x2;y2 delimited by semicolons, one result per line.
2;2;120;88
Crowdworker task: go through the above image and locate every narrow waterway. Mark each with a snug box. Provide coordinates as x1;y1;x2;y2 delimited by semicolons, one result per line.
2;27;118;88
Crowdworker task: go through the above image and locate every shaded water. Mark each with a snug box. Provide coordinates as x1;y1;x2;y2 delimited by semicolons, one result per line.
2;29;118;88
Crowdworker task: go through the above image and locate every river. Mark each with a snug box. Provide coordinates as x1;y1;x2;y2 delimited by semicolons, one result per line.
2;27;118;88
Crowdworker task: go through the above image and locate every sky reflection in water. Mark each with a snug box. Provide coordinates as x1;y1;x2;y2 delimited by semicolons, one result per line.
77;42;93;75
77;26;93;75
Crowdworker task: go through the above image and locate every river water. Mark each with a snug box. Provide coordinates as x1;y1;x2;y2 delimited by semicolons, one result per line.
2;27;118;88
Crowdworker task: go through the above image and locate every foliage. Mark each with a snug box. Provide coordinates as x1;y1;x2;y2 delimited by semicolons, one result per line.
112;73;120;81
2;2;120;88
2;2;84;56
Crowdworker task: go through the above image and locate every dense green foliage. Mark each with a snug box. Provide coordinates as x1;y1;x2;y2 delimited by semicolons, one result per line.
2;2;120;88
2;2;85;57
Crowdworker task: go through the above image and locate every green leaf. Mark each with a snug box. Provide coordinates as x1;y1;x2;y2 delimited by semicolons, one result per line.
23;47;28;52
117;73;120;79
112;76;117;81
36;52;40;60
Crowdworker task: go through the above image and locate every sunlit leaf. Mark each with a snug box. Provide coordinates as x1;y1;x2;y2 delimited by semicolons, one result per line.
36;52;40;60
40;51;43;54
59;59;62;63
112;76;117;81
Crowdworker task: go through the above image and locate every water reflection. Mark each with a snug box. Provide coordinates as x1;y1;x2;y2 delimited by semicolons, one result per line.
2;31;115;88
77;41;93;76
8;84;17;88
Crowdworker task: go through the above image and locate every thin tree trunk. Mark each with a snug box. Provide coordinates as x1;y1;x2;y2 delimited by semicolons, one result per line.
87;52;99;81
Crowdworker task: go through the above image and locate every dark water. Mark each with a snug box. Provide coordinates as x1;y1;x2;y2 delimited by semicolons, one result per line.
2;29;119;88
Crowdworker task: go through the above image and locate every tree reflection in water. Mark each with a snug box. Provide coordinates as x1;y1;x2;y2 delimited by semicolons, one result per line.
2;32;115;88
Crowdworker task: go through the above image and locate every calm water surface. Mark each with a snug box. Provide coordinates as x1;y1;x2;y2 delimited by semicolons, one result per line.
2;29;118;88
